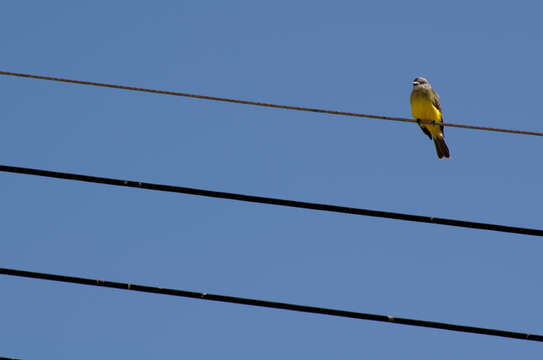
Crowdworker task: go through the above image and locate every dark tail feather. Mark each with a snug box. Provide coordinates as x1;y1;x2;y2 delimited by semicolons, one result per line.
433;135;450;159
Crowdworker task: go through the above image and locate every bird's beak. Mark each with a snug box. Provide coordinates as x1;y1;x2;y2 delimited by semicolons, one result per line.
412;81;419;86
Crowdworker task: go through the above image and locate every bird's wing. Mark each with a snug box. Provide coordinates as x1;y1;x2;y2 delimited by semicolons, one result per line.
431;89;442;113
431;89;444;133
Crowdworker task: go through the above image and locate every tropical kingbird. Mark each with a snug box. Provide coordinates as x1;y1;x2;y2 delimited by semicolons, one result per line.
410;77;450;159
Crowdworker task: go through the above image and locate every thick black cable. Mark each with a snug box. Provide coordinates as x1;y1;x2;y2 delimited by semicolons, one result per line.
1;164;541;236
1;267;541;342
1;70;542;137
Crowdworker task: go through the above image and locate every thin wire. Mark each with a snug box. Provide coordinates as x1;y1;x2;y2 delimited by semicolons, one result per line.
2;267;541;342
1;164;541;237
1;70;542;137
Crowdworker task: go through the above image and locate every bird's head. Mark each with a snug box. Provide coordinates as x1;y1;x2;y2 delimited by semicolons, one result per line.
412;77;430;88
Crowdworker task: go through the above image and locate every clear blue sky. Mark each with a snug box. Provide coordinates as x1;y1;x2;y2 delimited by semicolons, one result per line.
2;1;542;358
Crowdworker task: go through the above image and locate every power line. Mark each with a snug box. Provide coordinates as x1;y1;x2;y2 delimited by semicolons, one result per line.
1;70;542;137
1;267;541;342
1;164;541;237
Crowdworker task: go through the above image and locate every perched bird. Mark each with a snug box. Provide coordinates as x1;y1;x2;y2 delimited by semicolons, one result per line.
410;77;450;159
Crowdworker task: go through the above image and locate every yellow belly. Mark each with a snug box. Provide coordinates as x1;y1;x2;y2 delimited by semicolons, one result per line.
410;96;442;137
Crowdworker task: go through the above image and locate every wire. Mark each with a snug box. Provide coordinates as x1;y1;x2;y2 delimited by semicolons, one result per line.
1;267;541;342
1;164;541;236
1;70;542;137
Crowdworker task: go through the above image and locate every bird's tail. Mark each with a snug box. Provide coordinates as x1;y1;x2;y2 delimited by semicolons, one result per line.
433;134;450;159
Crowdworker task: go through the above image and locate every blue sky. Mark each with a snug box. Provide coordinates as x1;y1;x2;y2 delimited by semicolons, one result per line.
1;1;542;358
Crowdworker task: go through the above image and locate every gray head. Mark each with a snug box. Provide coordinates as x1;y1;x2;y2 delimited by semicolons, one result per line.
412;77;431;88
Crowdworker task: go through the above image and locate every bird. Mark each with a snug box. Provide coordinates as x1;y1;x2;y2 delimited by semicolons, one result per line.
410;77;450;159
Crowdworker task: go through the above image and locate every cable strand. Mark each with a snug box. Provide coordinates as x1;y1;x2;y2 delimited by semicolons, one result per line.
1;267;541;342
1;164;541;236
1;70;542;137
